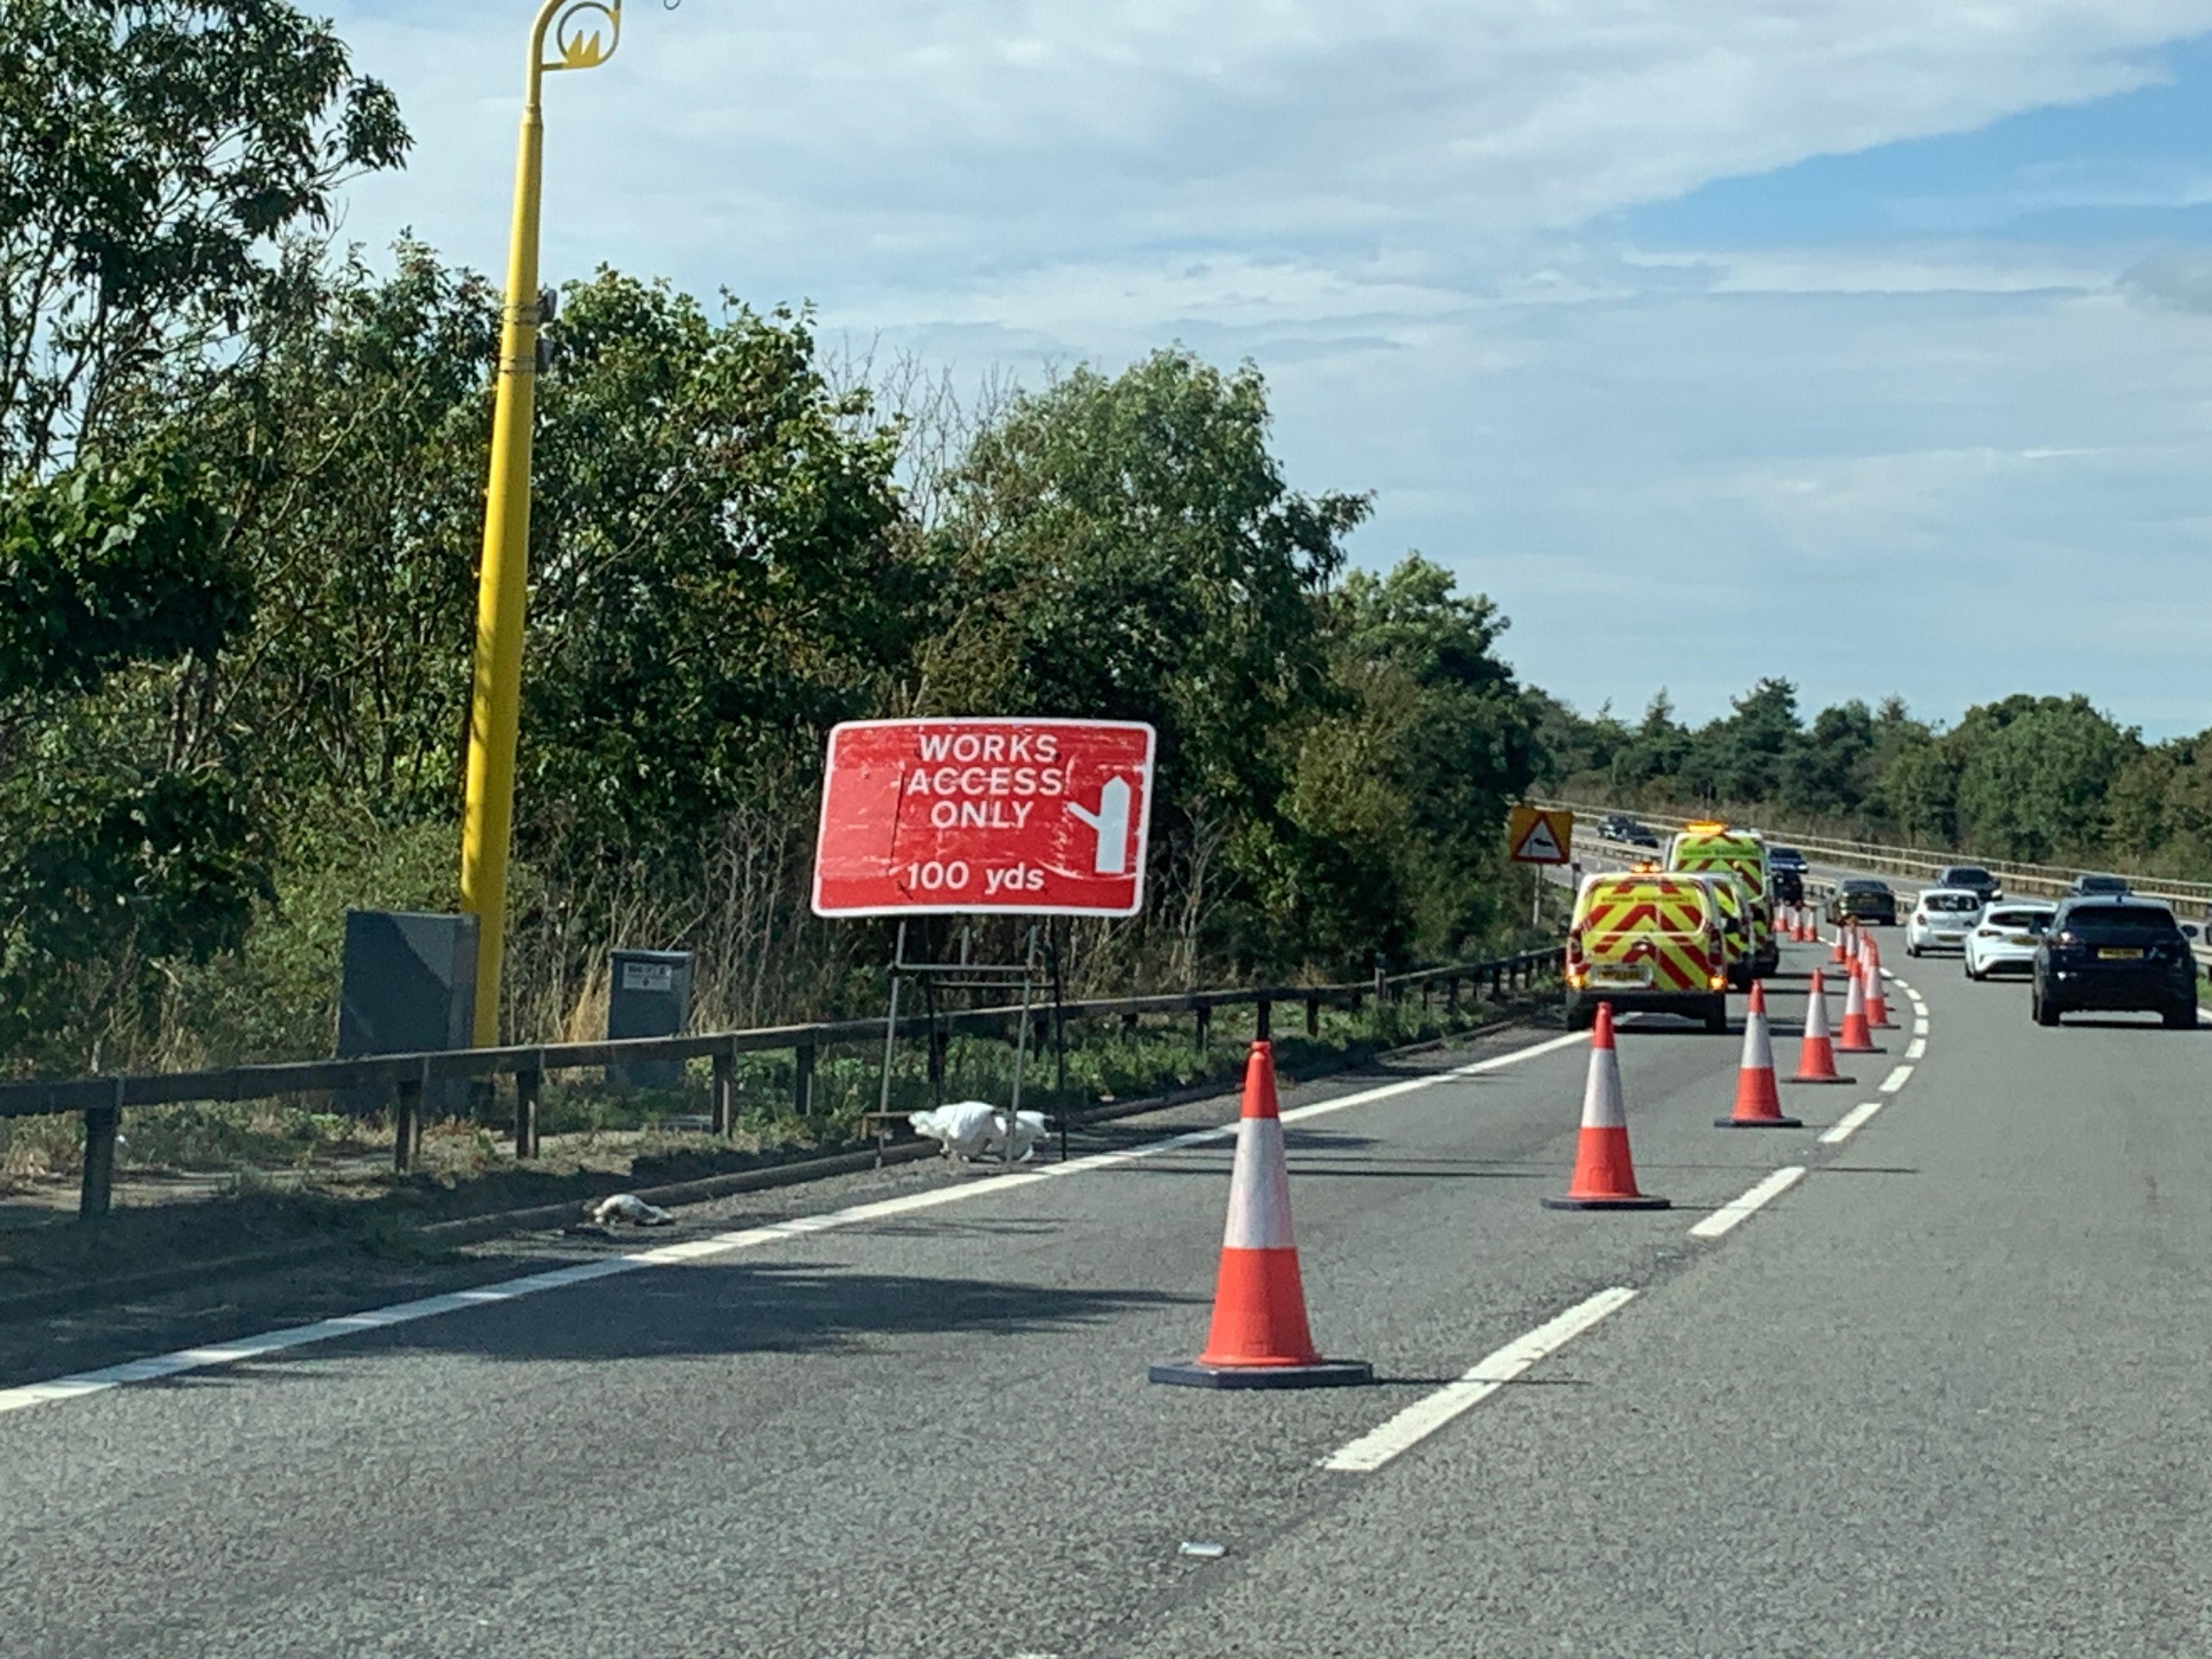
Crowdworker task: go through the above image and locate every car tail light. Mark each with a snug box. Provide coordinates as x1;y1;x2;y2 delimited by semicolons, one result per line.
1708;974;1727;990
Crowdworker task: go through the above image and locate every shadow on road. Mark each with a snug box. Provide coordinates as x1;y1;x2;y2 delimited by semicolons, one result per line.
162;1263;1206;1372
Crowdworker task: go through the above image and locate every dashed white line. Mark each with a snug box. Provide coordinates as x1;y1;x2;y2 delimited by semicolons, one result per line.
0;1028;1596;1419
1904;1037;1927;1060
1878;1065;1914;1093
1320;1287;1637;1474
1913;1017;1929;1036
1688;1165;1806;1240
1819;1101;1885;1146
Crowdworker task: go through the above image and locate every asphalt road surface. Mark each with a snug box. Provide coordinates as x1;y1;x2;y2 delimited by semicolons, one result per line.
3;927;2207;1657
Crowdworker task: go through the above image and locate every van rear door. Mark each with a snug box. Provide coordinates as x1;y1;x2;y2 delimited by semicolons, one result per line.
1573;876;1718;993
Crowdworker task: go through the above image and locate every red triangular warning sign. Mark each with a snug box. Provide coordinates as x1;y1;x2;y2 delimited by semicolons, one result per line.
1513;815;1565;863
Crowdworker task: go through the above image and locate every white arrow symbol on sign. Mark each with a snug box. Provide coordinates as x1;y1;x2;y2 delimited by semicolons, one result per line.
1066;778;1132;874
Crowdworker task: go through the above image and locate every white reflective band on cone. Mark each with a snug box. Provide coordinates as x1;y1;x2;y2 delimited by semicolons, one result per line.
1741;1006;1773;1072
1581;1046;1626;1130
1220;1116;1296;1250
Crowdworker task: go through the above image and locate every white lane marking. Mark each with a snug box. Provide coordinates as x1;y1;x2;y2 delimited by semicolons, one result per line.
1888;978;1914;994
1904;1037;1927;1060
1687;1165;1806;1240
1320;1287;1635;1474
0;1029;1593;1419
1913;1017;1929;1036
1879;1065;1913;1093
1819;1101;1885;1145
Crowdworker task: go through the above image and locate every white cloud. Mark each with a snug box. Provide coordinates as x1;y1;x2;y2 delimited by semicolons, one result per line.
325;1;2212;734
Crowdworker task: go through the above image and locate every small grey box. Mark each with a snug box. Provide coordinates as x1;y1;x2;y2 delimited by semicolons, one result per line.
608;949;692;1091
337;911;479;1116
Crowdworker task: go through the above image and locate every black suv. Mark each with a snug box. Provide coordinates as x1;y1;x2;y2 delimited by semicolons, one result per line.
1934;864;2002;905
2032;898;2199;1029
1597;813;1660;849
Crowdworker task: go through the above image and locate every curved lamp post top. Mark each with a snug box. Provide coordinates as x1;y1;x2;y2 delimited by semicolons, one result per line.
528;0;622;103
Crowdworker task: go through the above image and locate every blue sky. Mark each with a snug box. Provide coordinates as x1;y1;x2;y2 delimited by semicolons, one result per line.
328;2;2212;738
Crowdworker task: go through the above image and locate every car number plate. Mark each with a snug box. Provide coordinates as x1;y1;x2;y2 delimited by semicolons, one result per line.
1589;963;1652;987
2009;935;2037;946
2098;947;2145;960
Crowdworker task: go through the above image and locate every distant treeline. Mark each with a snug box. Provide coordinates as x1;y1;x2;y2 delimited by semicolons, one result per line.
1535;681;2212;881
0;1;1544;1074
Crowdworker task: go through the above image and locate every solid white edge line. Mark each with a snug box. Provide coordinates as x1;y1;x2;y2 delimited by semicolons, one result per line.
0;1027;1597;1421
1878;1065;1913;1093
1320;1286;1636;1474
1819;1101;1884;1146
1687;1165;1806;1240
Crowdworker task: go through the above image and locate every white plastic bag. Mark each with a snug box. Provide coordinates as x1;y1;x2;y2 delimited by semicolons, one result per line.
908;1100;1050;1161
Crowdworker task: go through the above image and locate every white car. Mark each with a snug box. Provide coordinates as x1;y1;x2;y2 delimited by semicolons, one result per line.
1962;901;2058;979
1906;888;1985;955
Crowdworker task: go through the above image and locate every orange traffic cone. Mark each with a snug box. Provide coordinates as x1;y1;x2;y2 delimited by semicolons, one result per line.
1791;969;1854;1084
1151;1041;1373;1389
1776;904;1794;941
1798;908;1816;944
1830;924;1848;963
1845;920;1862;964
1544;1003;1669;1210
1717;981;1801;1128
1862;937;1896;1028
1836;960;1880;1052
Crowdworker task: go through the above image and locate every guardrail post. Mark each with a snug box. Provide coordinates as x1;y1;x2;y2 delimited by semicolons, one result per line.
793;1043;816;1116
514;1066;541;1159
1373;953;1387;1005
1255;997;1272;1040
710;1045;735;1138
1489;963;1503;999
1305;994;1320;1037
78;1080;121;1219
927;1022;947;1088
1194;1002;1211;1052
1445;976;1459;1014
393;1075;423;1174
1121;1011;1139;1037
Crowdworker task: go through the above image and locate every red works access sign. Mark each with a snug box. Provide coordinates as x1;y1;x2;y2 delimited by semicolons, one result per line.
812;719;1157;917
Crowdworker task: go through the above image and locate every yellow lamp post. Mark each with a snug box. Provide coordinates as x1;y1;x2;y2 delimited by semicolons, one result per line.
458;0;626;1046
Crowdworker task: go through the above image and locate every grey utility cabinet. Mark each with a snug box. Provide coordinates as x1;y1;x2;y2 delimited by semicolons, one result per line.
336;910;479;1116
607;949;693;1090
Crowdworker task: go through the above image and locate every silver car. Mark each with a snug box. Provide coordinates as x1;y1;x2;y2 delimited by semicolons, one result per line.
1963;901;2058;980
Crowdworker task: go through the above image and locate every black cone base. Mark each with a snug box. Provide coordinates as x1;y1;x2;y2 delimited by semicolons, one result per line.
1715;1115;1804;1128
1149;1359;1374;1390
1789;1074;1857;1085
1541;1195;1671;1211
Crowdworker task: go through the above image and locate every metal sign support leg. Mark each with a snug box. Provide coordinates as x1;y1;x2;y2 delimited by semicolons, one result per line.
1003;925;1040;1167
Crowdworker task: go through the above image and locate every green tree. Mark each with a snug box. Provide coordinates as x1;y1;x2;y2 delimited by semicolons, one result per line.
1782;699;1876;820
520;275;918;851
0;455;264;1067
1950;694;2139;862
1280;556;1537;963
0;0;408;472
181;243;495;813
1698;677;1802;804
929;350;1368;974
